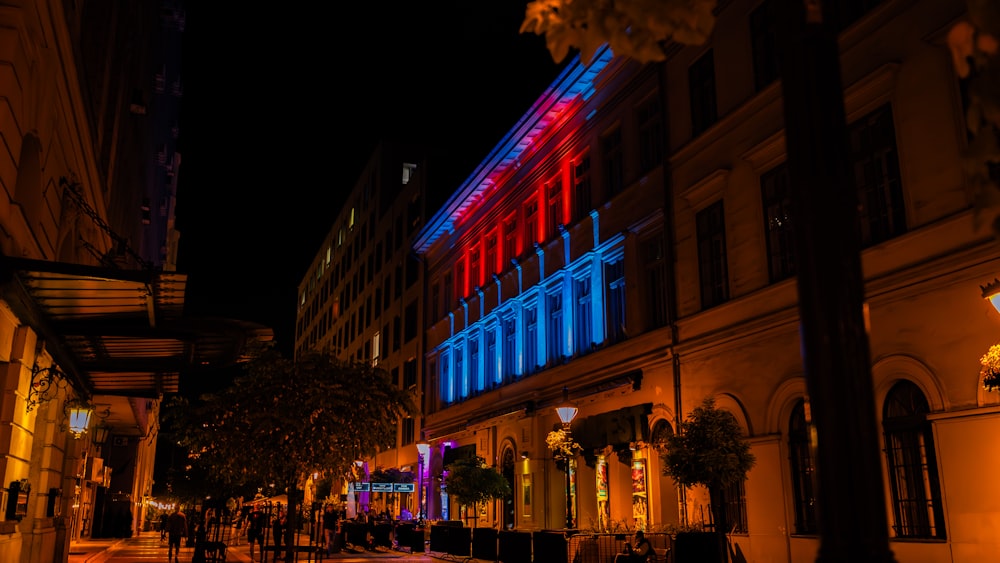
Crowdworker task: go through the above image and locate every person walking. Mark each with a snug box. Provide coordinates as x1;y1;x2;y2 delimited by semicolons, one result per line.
246;507;266;562
272;506;287;559
322;504;340;556
166;506;188;563
159;511;169;540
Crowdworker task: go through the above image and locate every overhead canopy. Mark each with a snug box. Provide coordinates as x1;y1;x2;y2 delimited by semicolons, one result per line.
0;257;273;398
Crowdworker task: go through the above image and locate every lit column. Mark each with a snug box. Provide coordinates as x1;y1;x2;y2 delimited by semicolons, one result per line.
555;387;578;529
416;441;430;521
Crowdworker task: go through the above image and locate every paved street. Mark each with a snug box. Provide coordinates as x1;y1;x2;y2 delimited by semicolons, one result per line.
70;531;441;563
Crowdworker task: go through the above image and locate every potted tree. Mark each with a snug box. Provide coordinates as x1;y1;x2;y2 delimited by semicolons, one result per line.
660;397;756;563
443;455;511;528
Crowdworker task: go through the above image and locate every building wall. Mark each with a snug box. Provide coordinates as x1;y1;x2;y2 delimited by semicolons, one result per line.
0;1;180;562
295;140;441;517
414;0;997;560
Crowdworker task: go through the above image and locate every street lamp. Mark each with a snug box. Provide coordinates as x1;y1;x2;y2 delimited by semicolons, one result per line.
416;441;430;521
555;387;578;529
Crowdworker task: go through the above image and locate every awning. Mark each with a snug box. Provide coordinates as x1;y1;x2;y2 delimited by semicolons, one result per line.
0;257;272;399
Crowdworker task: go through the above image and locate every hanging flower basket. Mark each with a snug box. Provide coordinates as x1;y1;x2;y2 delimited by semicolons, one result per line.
980;344;1000;391
546;428;582;462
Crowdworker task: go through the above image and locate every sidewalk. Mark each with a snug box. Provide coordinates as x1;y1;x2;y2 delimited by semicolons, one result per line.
67;530;440;562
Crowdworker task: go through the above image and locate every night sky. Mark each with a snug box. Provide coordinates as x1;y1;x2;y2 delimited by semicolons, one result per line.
174;3;568;356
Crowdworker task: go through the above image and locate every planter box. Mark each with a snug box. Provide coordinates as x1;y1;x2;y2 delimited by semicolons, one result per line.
674;531;723;563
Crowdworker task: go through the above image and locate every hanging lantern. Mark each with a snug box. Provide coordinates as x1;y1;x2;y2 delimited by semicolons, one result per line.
65;399;94;438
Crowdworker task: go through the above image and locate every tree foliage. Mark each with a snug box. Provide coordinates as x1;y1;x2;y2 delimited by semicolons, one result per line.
948;1;1000;235
661;397;755;561
661;396;756;489
521;0;717;64
164;344;415;561
442;455;511;525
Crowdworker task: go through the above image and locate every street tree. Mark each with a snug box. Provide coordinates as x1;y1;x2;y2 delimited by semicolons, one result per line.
661;397;756;563
442;455;511;527
522;1;897;561
166;344;415;562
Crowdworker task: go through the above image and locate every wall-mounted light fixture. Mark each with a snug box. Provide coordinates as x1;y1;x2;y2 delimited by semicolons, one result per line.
982;278;1000;315
92;405;111;446
27;364;67;413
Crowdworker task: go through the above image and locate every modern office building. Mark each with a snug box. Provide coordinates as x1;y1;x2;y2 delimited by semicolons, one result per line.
294;140;447;518
413;0;997;561
0;2;270;562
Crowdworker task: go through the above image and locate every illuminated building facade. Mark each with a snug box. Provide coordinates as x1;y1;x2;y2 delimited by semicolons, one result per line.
295;140;445;517
414;0;998;561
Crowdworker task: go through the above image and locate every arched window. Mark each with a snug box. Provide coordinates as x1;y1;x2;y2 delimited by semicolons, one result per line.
500;447;516;530
882;380;945;539
788;399;817;534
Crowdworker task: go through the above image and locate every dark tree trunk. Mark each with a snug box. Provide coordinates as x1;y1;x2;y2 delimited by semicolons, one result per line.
708;484;728;563
284;485;298;563
774;1;896;562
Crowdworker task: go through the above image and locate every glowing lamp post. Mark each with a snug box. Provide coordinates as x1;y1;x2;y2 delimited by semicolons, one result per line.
555;387;578;529
416;441;430;521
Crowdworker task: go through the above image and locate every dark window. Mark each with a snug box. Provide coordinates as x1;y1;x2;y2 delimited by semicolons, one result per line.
788;400;818;534
722;479;749;534
750;0;779;92
456;260;466;300
455;345;465;399
601;127;624;197
605;259;626;343
573;274;592;355
485;328;497;387
760;163;796;282
546;290;563;364
696;201;729;309
689;49;718;137
404;300;418;343
470;336;481;392
882;380;945;539
637;96;664;174
849;104;905;247
393;316;401;352
403;358;417;389
485;233;497;277
504;216;518;264
503;315;517;383
572;154;592;222
401;417;415;446
641;235;669;328
524;305;538;375
406;253;419;289
470;247;481;291
524;199;539;248
548;178;564;239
